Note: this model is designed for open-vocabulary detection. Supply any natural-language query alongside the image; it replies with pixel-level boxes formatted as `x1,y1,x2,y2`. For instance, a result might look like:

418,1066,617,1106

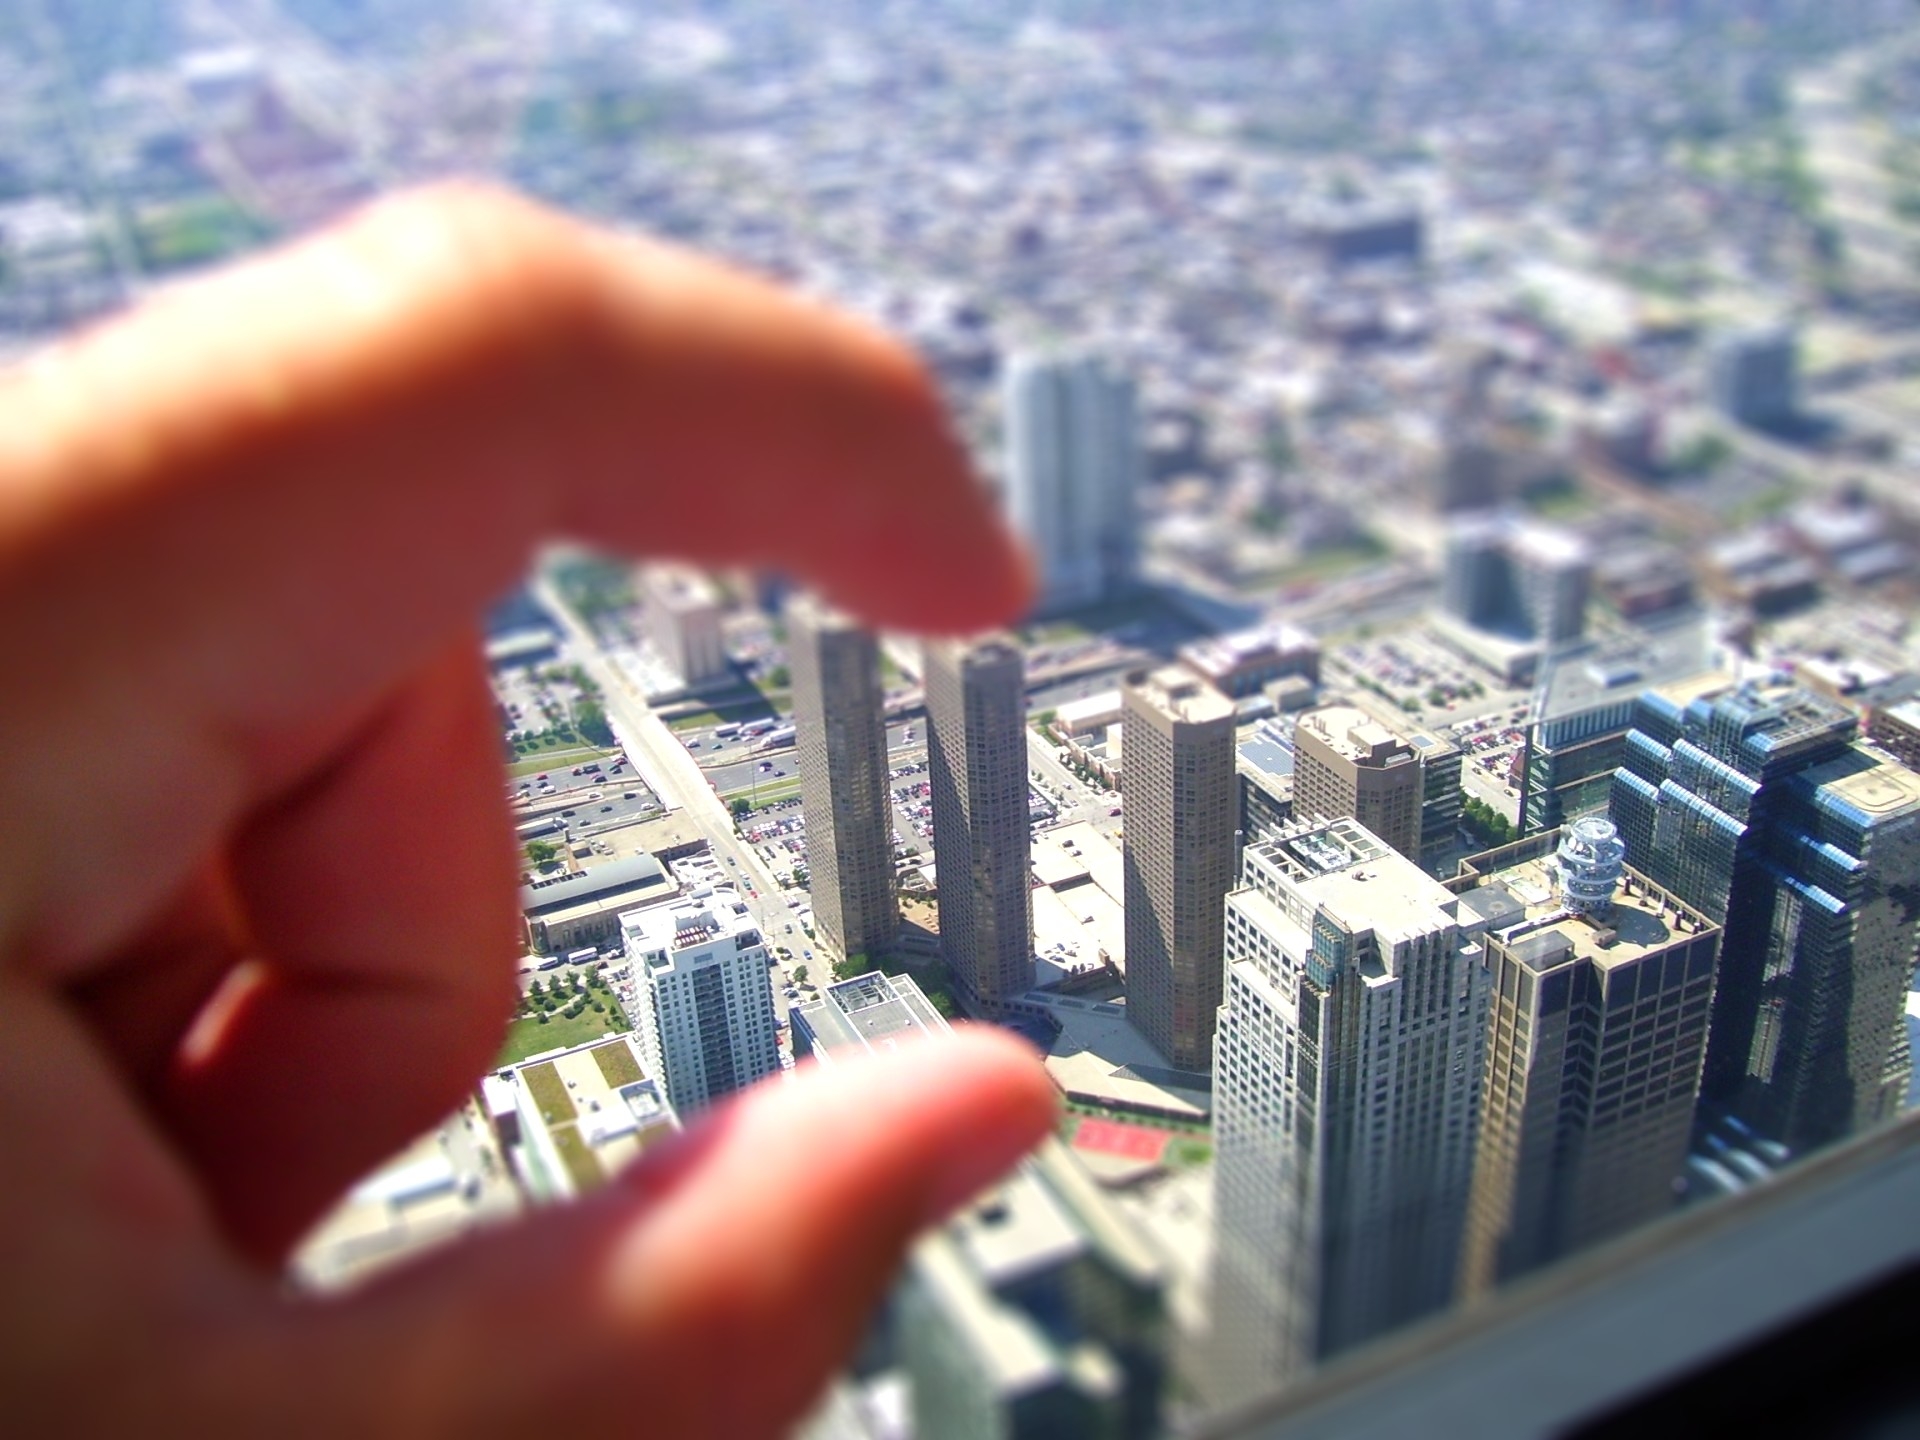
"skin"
0,185,1055,1435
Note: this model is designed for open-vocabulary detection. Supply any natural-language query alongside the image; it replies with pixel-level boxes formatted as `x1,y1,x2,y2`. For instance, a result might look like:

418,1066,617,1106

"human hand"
0,186,1054,1435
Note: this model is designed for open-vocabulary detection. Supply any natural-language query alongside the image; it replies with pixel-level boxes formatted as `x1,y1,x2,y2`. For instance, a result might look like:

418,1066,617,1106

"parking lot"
1324,629,1527,727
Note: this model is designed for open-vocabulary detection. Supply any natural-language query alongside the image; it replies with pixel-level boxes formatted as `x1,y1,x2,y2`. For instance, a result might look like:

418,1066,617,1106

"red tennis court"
1073,1118,1172,1163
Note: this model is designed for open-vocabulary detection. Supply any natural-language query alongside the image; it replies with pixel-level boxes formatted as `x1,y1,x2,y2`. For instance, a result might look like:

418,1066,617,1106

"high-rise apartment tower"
1004,353,1142,616
622,900,779,1119
1121,665,1237,1072
1291,704,1422,862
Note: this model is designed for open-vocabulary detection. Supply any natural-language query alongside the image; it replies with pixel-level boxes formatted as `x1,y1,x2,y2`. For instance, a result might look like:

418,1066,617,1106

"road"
529,572,814,1038
692,720,926,799
1027,731,1125,841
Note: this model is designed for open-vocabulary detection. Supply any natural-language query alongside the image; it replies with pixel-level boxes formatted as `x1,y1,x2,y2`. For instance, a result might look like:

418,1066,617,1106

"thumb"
293,1027,1056,1438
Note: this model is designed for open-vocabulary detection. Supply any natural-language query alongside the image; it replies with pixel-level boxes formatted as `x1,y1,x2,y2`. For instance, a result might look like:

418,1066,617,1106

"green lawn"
1725,480,1803,529
1060,1098,1211,1137
662,691,777,732
1244,532,1391,590
1167,1137,1215,1169
665,708,729,732
497,1006,631,1067
1522,477,1599,522
135,197,269,272
752,686,793,713
592,1041,645,1088
519,1060,576,1125
550,1126,605,1193
724,775,804,808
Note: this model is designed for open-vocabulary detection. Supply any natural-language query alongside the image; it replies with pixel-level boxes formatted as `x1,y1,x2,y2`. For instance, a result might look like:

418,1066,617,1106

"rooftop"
1126,663,1237,726
1708,684,1857,763
645,564,721,611
795,970,949,1059
1241,818,1461,953
505,1036,679,1197
522,852,673,918
913,1140,1163,1392
1534,617,1712,726
1055,688,1124,733
623,899,762,959
1180,621,1319,679
1296,704,1415,768
955,1162,1090,1290
1803,745,1920,824
1452,851,1715,976
1239,716,1297,781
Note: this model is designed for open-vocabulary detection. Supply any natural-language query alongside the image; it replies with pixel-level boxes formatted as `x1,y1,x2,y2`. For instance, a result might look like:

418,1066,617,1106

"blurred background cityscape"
12,2,1920,1436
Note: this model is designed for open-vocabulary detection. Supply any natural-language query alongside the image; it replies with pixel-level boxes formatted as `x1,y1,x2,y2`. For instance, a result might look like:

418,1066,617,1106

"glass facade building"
1610,683,1920,1153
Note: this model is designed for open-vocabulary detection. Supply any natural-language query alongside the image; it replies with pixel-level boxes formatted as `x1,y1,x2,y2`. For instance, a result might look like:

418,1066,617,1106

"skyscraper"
1708,325,1798,430
1207,819,1490,1406
1121,665,1237,1073
1004,352,1142,616
1440,512,1591,649
1291,704,1422,862
640,564,729,688
788,595,898,967
925,636,1033,1014
1516,622,1714,838
1450,821,1721,1296
1611,681,1920,1152
621,899,779,1118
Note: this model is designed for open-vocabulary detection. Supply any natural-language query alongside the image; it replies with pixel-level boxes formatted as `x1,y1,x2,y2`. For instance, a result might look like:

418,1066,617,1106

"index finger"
0,184,1029,971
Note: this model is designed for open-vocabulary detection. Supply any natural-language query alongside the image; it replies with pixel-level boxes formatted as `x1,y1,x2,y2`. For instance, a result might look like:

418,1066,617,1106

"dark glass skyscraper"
1610,682,1920,1153
924,636,1033,1015
788,596,898,968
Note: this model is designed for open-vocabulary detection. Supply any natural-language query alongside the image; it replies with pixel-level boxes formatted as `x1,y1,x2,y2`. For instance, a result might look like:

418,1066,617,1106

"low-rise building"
522,851,679,956
1517,624,1716,837
791,969,950,1063
1236,717,1296,845
1179,622,1321,699
900,1139,1168,1440
495,1035,680,1202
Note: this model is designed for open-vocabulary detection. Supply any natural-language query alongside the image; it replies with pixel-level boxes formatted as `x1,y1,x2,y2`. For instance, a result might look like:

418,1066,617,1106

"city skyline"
9,2,1920,1433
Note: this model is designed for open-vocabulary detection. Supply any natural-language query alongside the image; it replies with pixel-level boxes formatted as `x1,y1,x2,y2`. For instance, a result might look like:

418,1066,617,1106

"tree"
766,664,791,689
792,965,809,986
731,797,753,817
575,699,615,748
526,838,560,867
